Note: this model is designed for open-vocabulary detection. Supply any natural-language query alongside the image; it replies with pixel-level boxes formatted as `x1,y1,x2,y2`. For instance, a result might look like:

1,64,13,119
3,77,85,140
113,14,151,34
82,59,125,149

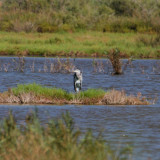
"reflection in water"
0,57,160,160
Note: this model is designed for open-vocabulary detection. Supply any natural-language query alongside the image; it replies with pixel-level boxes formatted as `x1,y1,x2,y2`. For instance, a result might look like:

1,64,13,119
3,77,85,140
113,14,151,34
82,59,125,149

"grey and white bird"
73,69,82,93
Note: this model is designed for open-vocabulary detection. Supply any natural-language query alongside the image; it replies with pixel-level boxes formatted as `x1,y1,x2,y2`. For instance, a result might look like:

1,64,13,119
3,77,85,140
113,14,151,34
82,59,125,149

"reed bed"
0,57,75,73
0,55,157,75
0,83,149,105
0,111,132,160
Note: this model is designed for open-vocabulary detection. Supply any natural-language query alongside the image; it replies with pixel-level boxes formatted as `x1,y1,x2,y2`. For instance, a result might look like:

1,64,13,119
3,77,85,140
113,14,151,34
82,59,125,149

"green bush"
0,0,160,33
37,23,58,33
110,0,135,16
0,20,13,31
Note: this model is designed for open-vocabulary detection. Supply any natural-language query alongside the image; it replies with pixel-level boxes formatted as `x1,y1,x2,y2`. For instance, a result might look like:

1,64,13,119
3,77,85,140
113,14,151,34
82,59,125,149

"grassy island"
0,83,149,105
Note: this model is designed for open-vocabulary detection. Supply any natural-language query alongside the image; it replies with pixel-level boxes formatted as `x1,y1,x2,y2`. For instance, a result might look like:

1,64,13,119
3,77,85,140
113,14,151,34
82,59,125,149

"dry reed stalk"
102,89,149,105
30,60,35,72
0,92,20,103
3,63,10,72
19,92,35,104
70,97,82,104
50,63,55,73
92,59,105,73
12,56,25,72
53,58,75,73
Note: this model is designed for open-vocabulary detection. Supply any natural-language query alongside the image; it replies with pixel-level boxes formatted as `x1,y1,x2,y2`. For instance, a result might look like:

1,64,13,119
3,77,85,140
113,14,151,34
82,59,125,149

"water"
0,57,160,160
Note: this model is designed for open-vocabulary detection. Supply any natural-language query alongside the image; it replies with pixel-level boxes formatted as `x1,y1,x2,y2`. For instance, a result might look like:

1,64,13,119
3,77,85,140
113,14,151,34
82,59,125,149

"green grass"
79,89,106,99
0,111,132,160
12,83,105,101
0,31,159,58
12,83,72,100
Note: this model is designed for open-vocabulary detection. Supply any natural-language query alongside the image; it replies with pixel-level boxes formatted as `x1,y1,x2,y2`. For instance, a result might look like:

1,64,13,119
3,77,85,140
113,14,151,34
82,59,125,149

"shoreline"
0,53,159,59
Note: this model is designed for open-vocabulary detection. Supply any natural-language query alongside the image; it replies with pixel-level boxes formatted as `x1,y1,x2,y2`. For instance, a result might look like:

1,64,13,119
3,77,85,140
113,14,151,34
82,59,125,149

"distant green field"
0,31,159,58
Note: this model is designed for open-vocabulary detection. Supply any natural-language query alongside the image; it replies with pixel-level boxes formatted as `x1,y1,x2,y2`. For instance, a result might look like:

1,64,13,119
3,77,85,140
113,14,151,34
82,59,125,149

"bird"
73,69,82,93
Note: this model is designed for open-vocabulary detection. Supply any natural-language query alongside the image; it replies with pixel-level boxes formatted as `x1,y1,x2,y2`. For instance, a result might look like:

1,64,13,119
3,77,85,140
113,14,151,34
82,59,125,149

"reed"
101,90,149,105
0,111,132,160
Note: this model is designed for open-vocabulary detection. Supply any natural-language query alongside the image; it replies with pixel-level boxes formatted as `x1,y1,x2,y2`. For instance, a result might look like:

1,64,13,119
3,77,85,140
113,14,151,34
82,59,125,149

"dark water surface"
0,57,160,160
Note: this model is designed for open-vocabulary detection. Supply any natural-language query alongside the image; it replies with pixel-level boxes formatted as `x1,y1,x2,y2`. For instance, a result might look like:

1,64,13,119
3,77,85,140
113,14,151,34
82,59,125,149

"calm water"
0,57,160,160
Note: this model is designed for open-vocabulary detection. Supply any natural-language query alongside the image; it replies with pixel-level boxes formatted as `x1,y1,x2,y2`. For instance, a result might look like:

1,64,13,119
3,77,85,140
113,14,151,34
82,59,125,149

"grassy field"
0,83,149,105
0,31,160,58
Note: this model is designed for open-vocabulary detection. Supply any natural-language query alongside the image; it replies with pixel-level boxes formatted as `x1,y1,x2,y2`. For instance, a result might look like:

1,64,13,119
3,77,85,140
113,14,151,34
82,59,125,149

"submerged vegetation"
0,83,149,105
0,111,132,160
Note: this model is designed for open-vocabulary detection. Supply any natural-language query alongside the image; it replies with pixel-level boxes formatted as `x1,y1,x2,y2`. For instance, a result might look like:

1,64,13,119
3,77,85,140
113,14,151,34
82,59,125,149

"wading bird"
73,69,82,93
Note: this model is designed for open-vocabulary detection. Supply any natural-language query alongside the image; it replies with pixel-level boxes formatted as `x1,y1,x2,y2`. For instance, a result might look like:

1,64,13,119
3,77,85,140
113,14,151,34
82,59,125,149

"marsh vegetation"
0,32,159,58
0,0,160,33
0,111,132,160
0,83,149,105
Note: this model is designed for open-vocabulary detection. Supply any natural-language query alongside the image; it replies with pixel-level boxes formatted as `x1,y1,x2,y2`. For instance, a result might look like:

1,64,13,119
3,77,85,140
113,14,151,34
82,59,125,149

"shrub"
106,49,122,75
110,0,135,16
0,20,13,31
37,23,58,33
0,111,132,160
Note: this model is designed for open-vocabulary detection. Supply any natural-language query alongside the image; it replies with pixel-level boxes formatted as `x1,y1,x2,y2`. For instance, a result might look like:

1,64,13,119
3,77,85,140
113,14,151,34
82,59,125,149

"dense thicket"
0,0,160,33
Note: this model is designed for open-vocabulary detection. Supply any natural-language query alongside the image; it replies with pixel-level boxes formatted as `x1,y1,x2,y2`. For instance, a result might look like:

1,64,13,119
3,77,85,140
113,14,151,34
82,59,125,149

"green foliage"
37,23,58,33
0,111,132,159
0,21,13,31
0,0,160,33
110,0,135,16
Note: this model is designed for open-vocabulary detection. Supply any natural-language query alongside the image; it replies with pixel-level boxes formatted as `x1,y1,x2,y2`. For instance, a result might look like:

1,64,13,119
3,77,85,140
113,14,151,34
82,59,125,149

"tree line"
0,0,160,33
